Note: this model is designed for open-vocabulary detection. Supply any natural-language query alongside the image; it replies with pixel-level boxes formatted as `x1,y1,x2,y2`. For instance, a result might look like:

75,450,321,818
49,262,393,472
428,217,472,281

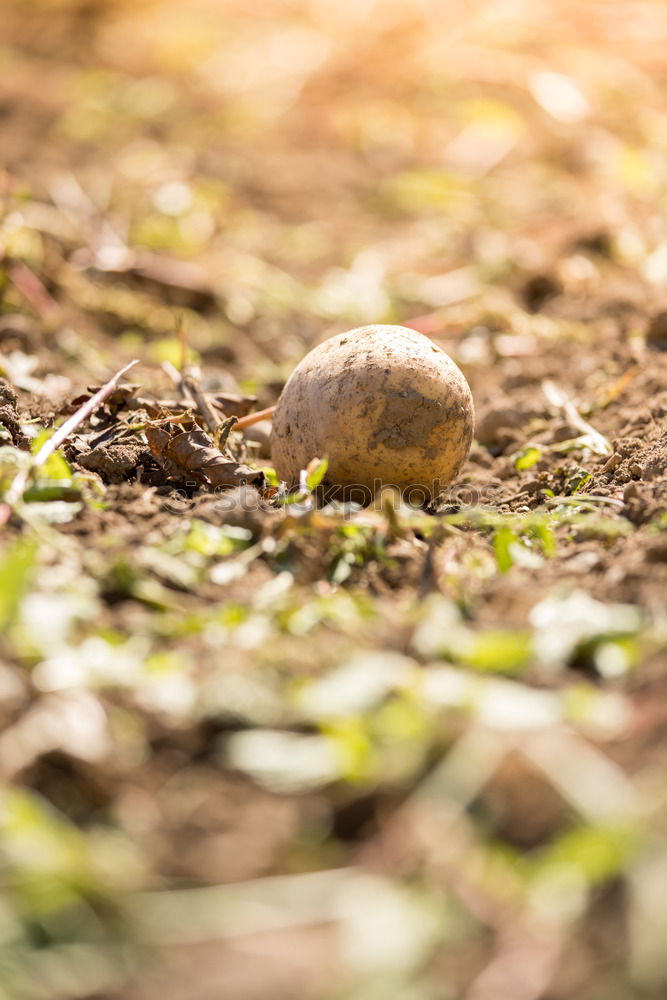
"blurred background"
2,1,667,999
7,0,667,379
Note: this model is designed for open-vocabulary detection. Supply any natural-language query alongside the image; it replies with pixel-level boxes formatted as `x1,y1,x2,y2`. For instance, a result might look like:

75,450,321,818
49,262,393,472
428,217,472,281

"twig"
2,359,138,512
176,317,232,438
234,405,276,430
124,412,193,434
182,373,220,436
597,365,640,409
166,334,234,438
160,351,274,433
161,359,183,388
34,360,139,467
177,315,188,373
545,494,624,508
8,260,60,320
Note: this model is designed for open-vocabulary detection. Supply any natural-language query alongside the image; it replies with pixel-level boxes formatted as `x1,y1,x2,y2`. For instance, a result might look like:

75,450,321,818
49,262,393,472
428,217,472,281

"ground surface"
1,2,667,999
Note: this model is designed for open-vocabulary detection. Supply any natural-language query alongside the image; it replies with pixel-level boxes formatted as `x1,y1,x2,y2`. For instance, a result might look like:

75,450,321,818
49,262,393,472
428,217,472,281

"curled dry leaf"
67,383,144,414
214,392,259,418
145,426,264,490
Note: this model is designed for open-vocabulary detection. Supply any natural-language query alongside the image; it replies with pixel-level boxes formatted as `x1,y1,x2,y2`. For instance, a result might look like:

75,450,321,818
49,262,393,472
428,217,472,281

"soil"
1,2,667,1000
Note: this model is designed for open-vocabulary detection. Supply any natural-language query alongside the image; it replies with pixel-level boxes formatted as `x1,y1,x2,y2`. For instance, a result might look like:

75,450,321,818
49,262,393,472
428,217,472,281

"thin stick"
176,316,223,436
161,353,274,432
8,260,60,320
2,359,138,510
234,405,276,430
545,494,624,508
161,359,183,387
124,411,193,433
182,374,220,436
177,315,188,374
34,360,139,467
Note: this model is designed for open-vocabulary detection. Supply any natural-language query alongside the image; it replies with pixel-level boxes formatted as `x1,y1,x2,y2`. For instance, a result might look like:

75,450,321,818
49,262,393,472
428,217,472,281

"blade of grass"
542,380,612,456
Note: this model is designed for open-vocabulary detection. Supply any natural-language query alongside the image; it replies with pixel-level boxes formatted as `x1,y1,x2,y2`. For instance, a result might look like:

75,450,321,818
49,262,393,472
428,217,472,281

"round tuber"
271,324,474,502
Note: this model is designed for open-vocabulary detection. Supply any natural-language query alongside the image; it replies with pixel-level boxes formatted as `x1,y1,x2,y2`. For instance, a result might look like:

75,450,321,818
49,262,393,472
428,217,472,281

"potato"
271,324,474,502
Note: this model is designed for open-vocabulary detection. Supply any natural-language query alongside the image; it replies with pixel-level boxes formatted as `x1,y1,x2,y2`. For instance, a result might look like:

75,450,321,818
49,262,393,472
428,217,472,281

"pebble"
475,406,522,447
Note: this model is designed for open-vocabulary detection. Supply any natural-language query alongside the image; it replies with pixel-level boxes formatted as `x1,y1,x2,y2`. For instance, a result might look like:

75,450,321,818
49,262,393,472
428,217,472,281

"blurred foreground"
1,1,667,998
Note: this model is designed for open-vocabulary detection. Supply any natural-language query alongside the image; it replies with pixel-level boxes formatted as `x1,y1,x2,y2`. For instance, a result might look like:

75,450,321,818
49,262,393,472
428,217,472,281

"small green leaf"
385,168,466,213
462,630,533,673
514,446,542,471
493,525,516,573
279,490,311,507
0,538,37,632
31,431,73,481
306,456,328,491
42,451,73,481
23,483,81,502
530,519,556,557
536,824,638,885
147,337,200,368
565,468,592,494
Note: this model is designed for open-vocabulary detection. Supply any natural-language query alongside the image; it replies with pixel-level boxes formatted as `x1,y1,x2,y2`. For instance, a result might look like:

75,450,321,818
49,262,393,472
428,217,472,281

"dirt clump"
76,440,148,484
0,380,28,448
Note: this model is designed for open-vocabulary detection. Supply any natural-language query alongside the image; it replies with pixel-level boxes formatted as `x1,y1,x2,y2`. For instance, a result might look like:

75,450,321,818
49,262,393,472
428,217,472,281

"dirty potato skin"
271,325,474,500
